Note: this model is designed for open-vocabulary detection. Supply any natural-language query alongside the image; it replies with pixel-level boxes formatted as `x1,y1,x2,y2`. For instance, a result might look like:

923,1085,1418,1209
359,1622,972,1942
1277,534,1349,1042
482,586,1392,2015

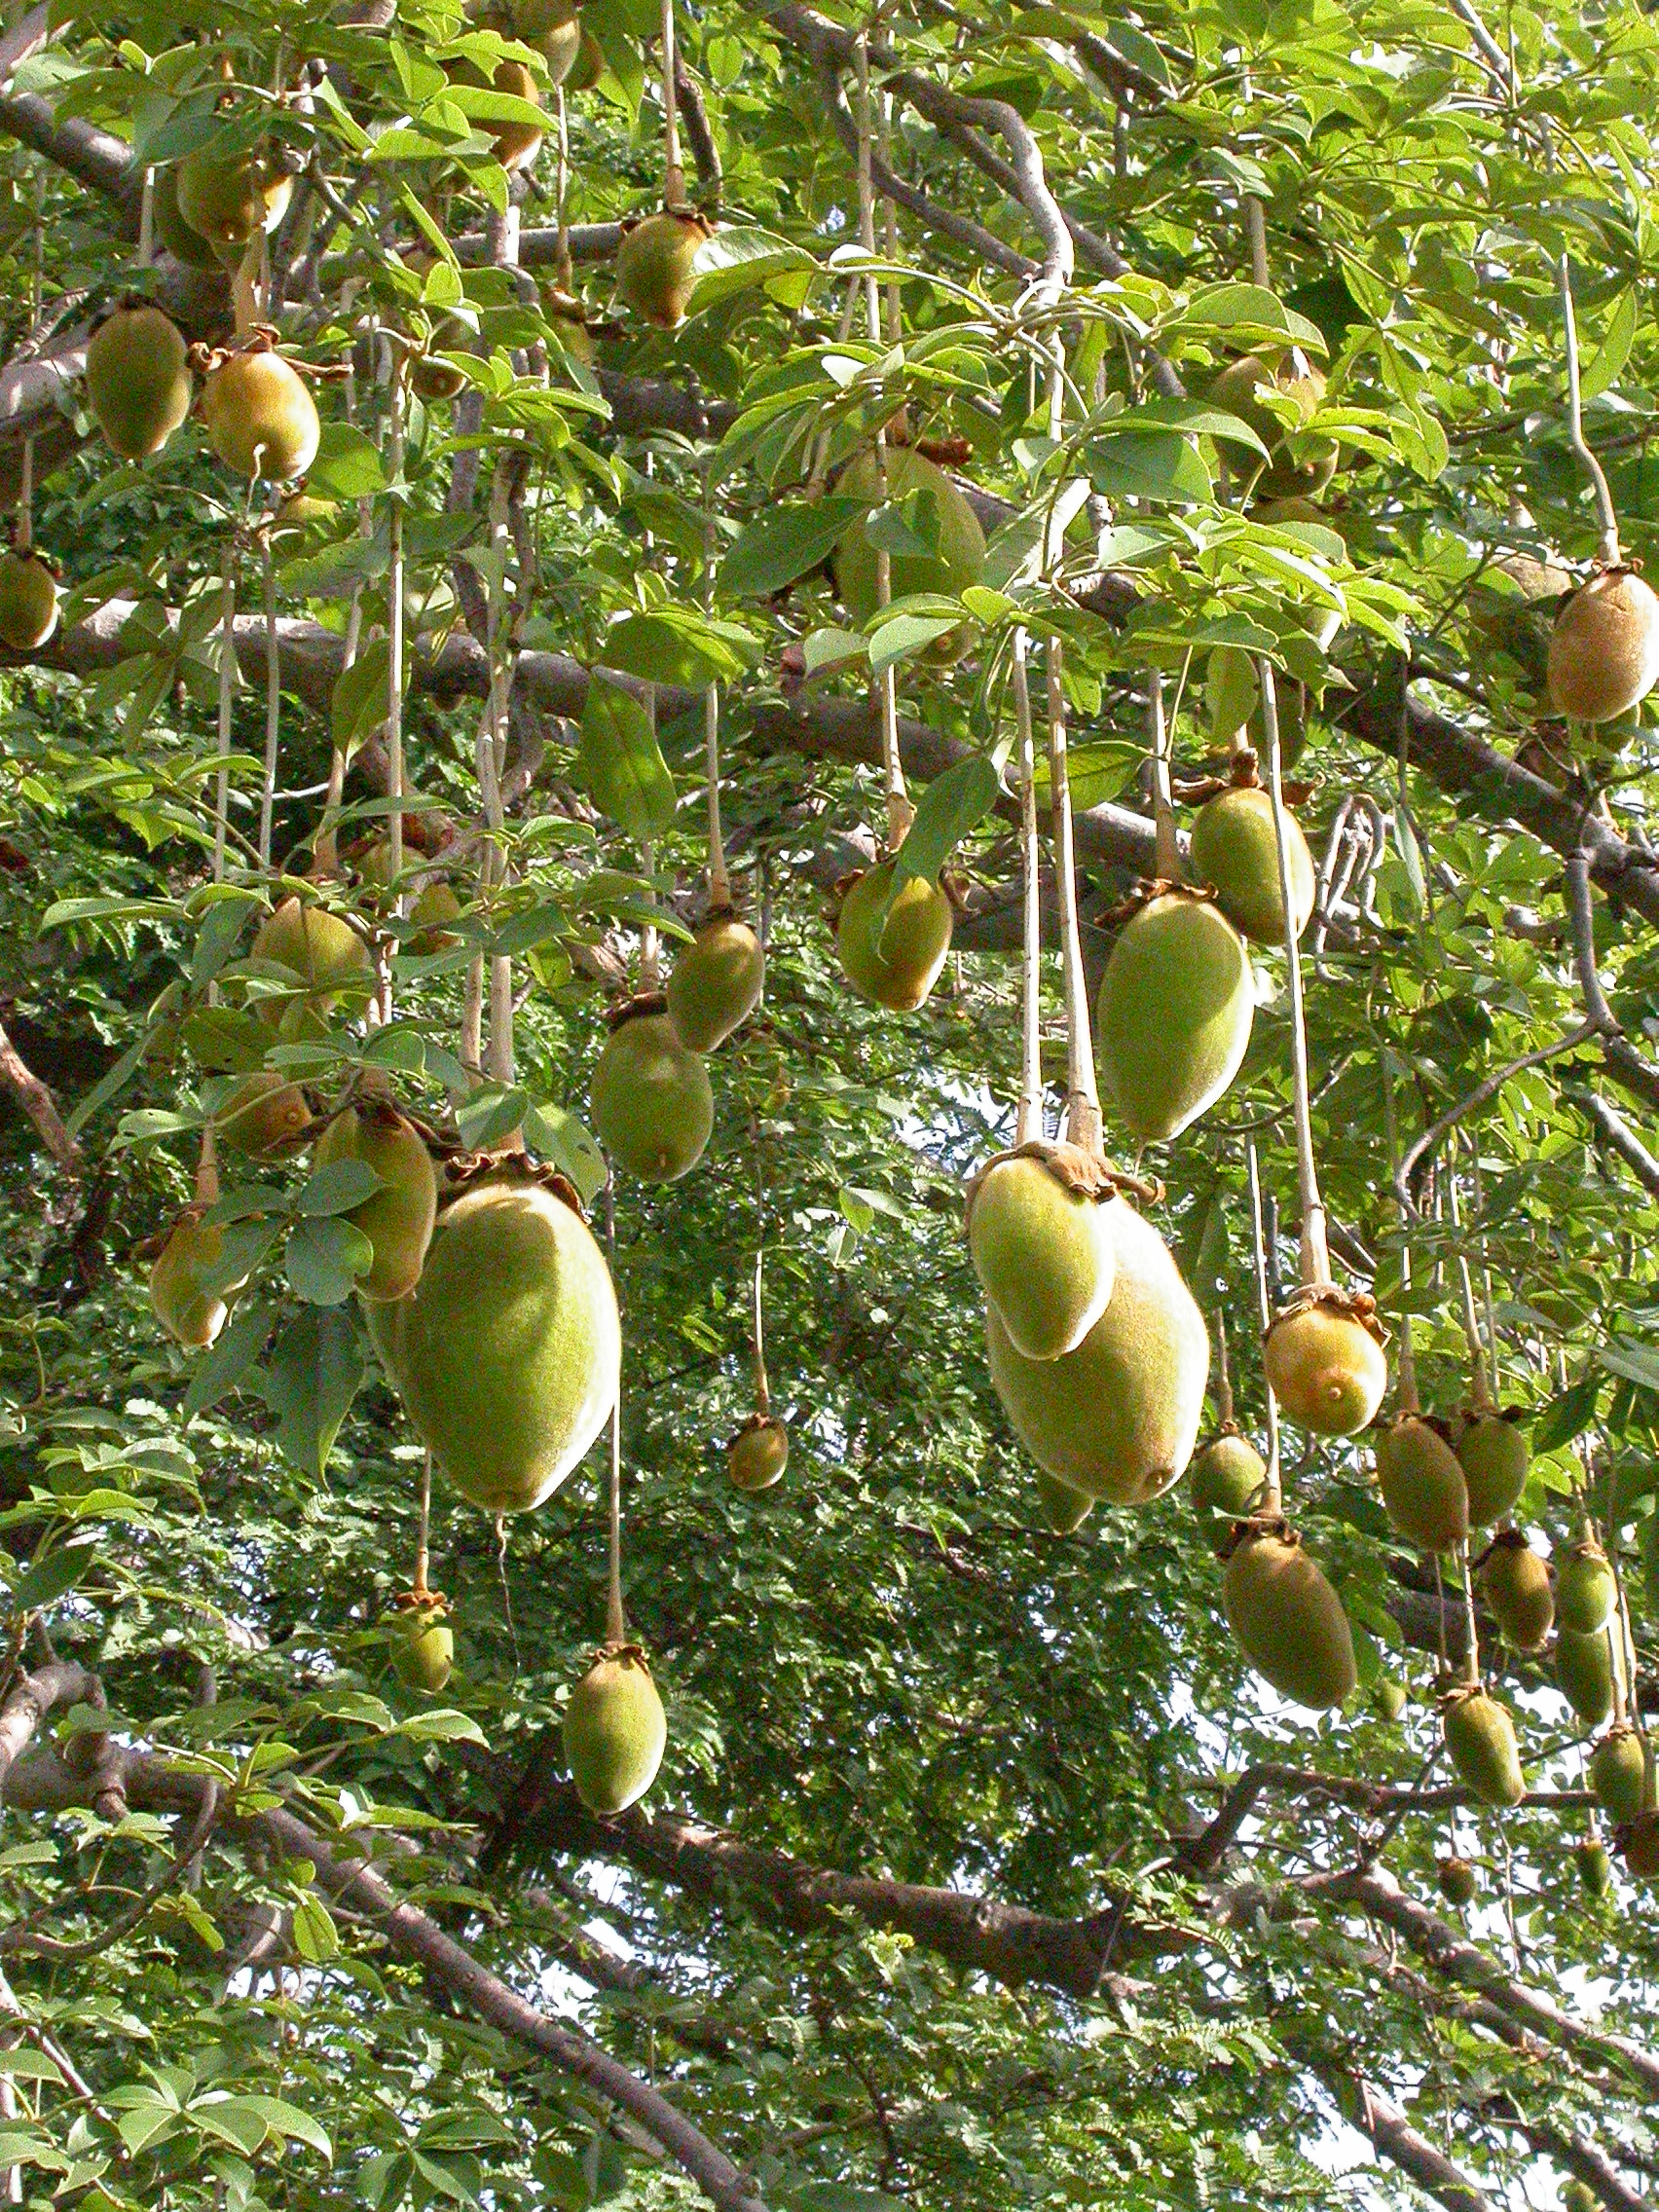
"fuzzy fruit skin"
667,915,764,1051
1564,2187,1599,2212
516,0,580,78
372,1180,621,1514
1375,1415,1469,1552
1096,894,1254,1142
1590,1725,1650,1826
1189,1431,1267,1555
728,1419,789,1493
153,167,221,268
0,553,57,651
564,1649,667,1814
1576,1838,1614,1899
489,61,544,169
1263,1304,1387,1437
986,1200,1207,1505
1442,1689,1526,1808
1437,1855,1477,1906
831,448,986,651
1209,352,1326,454
1621,1812,1659,1880
1371,1677,1408,1722
175,146,292,247
1479,1536,1554,1653
837,865,953,1013
1556,1626,1617,1728
590,1013,713,1183
251,898,372,1033
1547,570,1659,722
1557,1542,1617,1635
150,1218,246,1349
1455,1410,1530,1529
1035,1468,1093,1533
86,306,192,461
407,882,462,954
615,211,706,328
214,1071,312,1159
967,1156,1115,1363
390,1606,453,1695
1222,1529,1356,1711
203,351,320,482
1189,787,1315,945
315,1107,438,1303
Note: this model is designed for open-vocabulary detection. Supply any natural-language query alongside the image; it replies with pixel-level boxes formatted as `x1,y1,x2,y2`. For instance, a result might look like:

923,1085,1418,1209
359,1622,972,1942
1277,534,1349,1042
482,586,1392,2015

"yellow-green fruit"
1035,1468,1093,1533
1253,496,1334,529
1564,2187,1599,2212
667,914,764,1052
1208,352,1326,453
489,60,544,169
967,1153,1115,1363
1557,1626,1617,1728
1557,1539,1616,1635
615,210,706,328
1442,1687,1525,1808
564,1648,667,1814
153,167,221,267
1189,787,1315,946
1547,569,1659,723
567,27,604,89
390,1604,453,1694
985,1199,1207,1505
728,1417,789,1493
214,1071,312,1159
1479,1531,1553,1653
85,306,192,461
1437,1855,1477,1906
1456,1409,1530,1529
1590,1724,1649,1826
407,881,463,954
150,1216,246,1349
1375,1415,1469,1552
250,897,372,1032
175,145,292,248
830,448,987,647
202,350,320,482
315,1105,438,1303
589,1011,713,1183
1095,893,1254,1142
1263,1302,1387,1437
1577,1837,1614,1898
837,864,953,1013
412,350,468,403
0,553,57,651
370,1179,621,1514
1257,440,1339,501
1221,1527,1356,1710
1623,1813,1659,1878
1371,1677,1408,1722
1189,1429,1267,1555
515,0,581,79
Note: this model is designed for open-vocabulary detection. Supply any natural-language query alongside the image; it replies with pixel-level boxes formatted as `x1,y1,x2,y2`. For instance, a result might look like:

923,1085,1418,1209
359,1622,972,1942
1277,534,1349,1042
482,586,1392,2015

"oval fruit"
1577,1837,1614,1898
489,60,544,169
1221,1526,1356,1710
86,305,192,461
1095,893,1254,1142
515,0,581,79
967,1151,1115,1363
1479,1530,1553,1653
1557,1625,1617,1728
615,209,707,328
1441,1686,1525,1807
175,144,291,248
153,166,221,267
214,1071,312,1159
831,446,986,652
564,1647,667,1814
1456,1408,1530,1529
1590,1723,1649,1826
1547,569,1659,723
589,1009,713,1183
728,1416,789,1493
1557,1538,1616,1635
390,1603,453,1695
1620,1812,1659,1880
667,913,764,1052
1371,1677,1408,1722
150,1215,247,1348
1189,1429,1268,1554
1437,1855,1477,1906
315,1104,438,1303
836,863,953,1014
1375,1414,1469,1552
0,553,57,651
1190,786,1315,946
1263,1300,1387,1437
250,897,372,1033
202,350,320,482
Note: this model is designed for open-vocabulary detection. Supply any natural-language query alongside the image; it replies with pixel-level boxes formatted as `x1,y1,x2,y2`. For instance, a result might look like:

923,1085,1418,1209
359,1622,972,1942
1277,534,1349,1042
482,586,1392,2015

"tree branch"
0,1017,78,1171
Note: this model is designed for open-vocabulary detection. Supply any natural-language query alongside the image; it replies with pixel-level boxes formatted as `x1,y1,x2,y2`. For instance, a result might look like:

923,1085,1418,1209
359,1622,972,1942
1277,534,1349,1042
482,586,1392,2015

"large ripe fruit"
1557,1538,1616,1635
150,1215,247,1348
1576,1837,1614,1899
589,1008,713,1183
1547,569,1659,723
1441,1685,1526,1808
1222,1525,1356,1710
1189,1428,1268,1555
153,166,221,268
1590,1723,1650,1826
390,1602,453,1695
1455,1408,1530,1529
250,897,372,1033
985,1199,1207,1504
370,1177,621,1514
1095,892,1254,1142
836,863,953,1013
1620,1812,1659,1880
1375,1414,1469,1552
1556,1626,1616,1729
175,144,291,248
966,1148,1115,1363
1189,786,1315,945
1479,1530,1554,1653
1436,1855,1477,1906
214,1071,312,1159
1035,1468,1093,1533
728,1415,789,1493
1263,1298,1387,1436
667,913,764,1051
488,60,544,169
831,447,987,649
202,350,320,482
86,306,192,461
564,1647,667,1815
0,552,57,651
615,209,708,328
315,1104,438,1303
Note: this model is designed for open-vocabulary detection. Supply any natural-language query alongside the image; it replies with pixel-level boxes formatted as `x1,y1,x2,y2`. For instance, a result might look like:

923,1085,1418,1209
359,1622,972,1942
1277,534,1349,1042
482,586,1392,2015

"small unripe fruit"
727,1415,789,1493
1556,1625,1617,1729
1479,1530,1553,1653
1096,892,1254,1142
1208,352,1326,454
0,553,57,651
667,913,764,1052
1456,1408,1530,1529
966,1148,1115,1363
1590,1724,1650,1827
1189,786,1315,945
831,447,986,659
1576,1837,1614,1899
86,305,192,461
1222,1525,1356,1711
1189,1429,1268,1555
1436,1854,1477,1906
214,1071,312,1159
202,349,320,482
1263,1298,1387,1437
1371,1677,1408,1722
564,1647,667,1814
589,1007,713,1183
489,60,544,169
1547,569,1659,723
1565,2186,1599,2212
615,209,708,328
150,1214,247,1348
1557,1538,1616,1635
389,1602,453,1694
836,864,953,1013
1620,1811,1659,1880
315,1104,438,1303
153,167,221,268
175,144,292,248
567,27,604,90
1375,1414,1469,1552
515,0,581,80
1035,1468,1093,1533
1441,1685,1525,1808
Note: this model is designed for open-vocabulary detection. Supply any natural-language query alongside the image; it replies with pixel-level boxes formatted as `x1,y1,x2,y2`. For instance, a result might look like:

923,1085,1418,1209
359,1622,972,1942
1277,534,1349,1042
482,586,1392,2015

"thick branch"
0,1017,78,1170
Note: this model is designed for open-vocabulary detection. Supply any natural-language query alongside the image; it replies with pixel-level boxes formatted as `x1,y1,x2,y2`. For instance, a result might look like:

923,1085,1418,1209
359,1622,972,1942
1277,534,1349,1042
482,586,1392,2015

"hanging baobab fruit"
1375,1413,1469,1553
835,863,954,1013
487,61,545,169
1208,350,1337,501
1441,1682,1526,1807
668,910,764,1051
149,1211,247,1349
1456,1405,1530,1529
564,1646,667,1815
1547,570,1659,723
1478,1530,1554,1653
1220,1522,1357,1711
213,1071,313,1159
1621,1813,1659,1880
1557,1536,1617,1634
314,1101,439,1302
830,446,987,657
1371,1677,1408,1722
1589,1725,1649,1826
390,1595,454,1695
1557,1625,1617,1729
1576,1837,1614,1898
1190,1428,1268,1555
174,140,292,253
727,1415,788,1493
1264,1288,1388,1436
1436,1854,1477,1906
1095,888,1254,1143
250,896,373,1034
201,339,321,482
0,547,58,651
85,303,193,461
966,1145,1117,1364
615,209,711,328
152,166,220,267
589,998,713,1182
514,0,582,79
1189,771,1315,946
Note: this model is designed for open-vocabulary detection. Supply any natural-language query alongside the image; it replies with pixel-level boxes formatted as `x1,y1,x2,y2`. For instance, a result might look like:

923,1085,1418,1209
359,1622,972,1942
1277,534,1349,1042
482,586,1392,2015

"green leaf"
304,423,387,502
1086,429,1211,504
181,1302,276,1420
237,2095,332,2161
397,1708,488,1745
888,754,1000,903
332,637,392,757
577,676,676,843
1599,1340,1659,1394
1582,290,1637,402
290,1897,340,1963
297,1158,382,1217
11,1542,94,1615
260,1309,365,1478
286,1216,375,1305
721,498,863,600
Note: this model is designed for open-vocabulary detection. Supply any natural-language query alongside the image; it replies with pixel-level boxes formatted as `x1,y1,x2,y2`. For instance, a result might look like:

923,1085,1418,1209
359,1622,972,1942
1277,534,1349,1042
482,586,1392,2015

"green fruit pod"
1095,890,1254,1142
589,1000,713,1183
1441,1684,1526,1808
986,1198,1207,1506
564,1645,667,1815
1576,1837,1614,1899
836,863,954,1014
831,446,986,659
1556,1538,1616,1635
175,143,292,247
370,1174,621,1515
614,207,710,328
249,896,372,1034
1189,1428,1268,1555
315,1101,439,1303
1208,350,1326,455
202,345,320,482
1556,1625,1617,1729
1619,1810,1659,1880
1370,1677,1408,1723
1375,1413,1469,1552
213,1071,312,1159
149,1212,248,1349
1263,1291,1388,1437
152,166,221,267
1478,1530,1554,1653
389,1600,454,1695
1221,1523,1356,1711
1188,784,1315,945
965,1143,1116,1364
1436,1855,1477,1906
0,551,58,651
85,304,193,461
727,1414,789,1493
515,0,581,80
1590,1723,1650,1827
1455,1407,1530,1529
666,911,764,1052
1034,1468,1093,1532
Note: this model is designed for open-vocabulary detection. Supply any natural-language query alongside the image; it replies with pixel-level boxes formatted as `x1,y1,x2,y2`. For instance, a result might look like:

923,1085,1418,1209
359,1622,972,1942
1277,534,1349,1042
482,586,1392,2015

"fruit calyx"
133,1199,210,1268
1472,1524,1532,1569
963,1138,1159,1226
1099,874,1223,933
189,326,321,382
621,203,713,242
440,1148,589,1220
392,1584,448,1618
604,987,671,1035
1265,1280,1388,1351
1217,1512,1297,1566
1437,1676,1493,1721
